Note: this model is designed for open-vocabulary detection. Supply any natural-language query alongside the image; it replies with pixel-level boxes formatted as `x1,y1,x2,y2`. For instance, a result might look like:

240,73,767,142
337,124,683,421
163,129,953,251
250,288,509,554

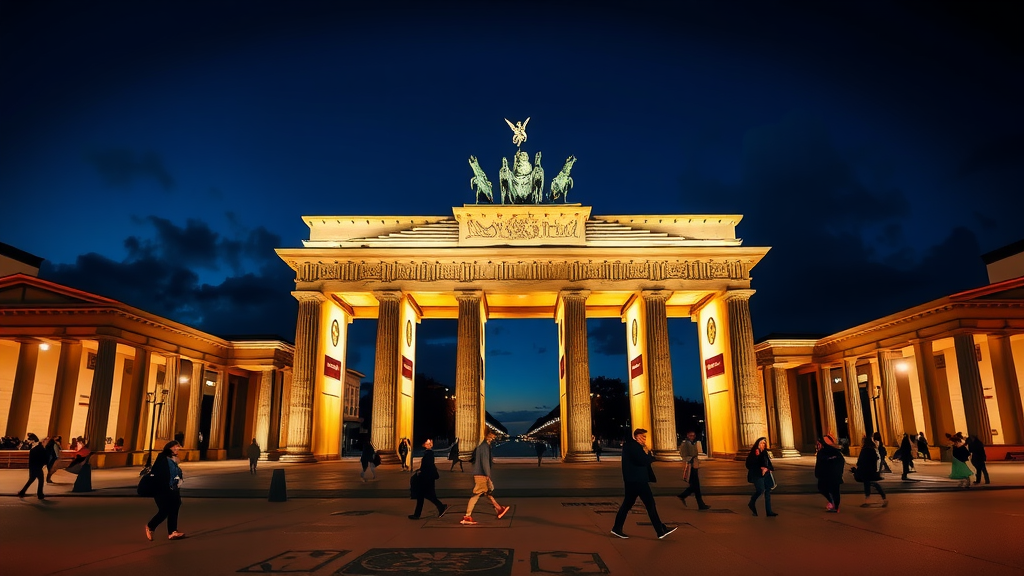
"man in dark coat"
898,433,916,480
246,438,261,475
968,435,989,484
610,428,676,540
18,433,49,500
814,434,845,512
409,439,449,519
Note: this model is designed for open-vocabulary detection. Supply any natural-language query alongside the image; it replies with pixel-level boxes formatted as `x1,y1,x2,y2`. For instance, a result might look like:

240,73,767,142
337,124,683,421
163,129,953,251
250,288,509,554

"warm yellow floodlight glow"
39,343,50,351
895,361,908,373
179,375,189,383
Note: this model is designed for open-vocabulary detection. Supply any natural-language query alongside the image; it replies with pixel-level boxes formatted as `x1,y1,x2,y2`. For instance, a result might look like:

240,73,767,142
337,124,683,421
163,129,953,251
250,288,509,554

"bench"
0,450,75,469
1006,452,1024,461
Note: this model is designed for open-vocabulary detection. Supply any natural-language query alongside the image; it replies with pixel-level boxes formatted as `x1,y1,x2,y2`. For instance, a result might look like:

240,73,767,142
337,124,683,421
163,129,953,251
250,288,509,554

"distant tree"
590,376,630,444
674,396,706,448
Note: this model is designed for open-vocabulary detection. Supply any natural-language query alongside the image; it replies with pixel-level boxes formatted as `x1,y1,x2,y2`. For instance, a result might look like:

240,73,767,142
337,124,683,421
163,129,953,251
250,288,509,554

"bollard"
269,468,287,502
72,463,93,493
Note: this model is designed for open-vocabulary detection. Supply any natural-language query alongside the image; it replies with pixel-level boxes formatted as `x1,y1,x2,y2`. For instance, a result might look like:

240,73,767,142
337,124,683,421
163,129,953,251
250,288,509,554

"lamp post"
142,388,169,474
870,385,882,442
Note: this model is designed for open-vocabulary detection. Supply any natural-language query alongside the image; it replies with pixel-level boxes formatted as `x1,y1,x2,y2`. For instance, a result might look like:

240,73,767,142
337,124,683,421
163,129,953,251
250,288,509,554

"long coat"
855,445,882,482
620,438,656,484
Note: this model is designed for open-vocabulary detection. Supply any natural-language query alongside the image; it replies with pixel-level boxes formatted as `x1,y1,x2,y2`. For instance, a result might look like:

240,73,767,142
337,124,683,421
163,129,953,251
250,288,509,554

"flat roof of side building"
0,241,45,268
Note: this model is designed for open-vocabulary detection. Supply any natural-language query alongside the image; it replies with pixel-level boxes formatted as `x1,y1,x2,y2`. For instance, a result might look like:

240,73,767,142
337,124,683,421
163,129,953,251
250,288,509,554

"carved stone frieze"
294,258,752,283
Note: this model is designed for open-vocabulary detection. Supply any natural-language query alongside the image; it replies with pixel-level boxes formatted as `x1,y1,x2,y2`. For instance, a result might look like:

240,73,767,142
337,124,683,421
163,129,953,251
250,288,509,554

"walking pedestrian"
815,434,845,512
917,432,932,460
968,435,989,484
676,430,710,510
610,428,677,539
145,440,186,541
360,438,377,482
45,435,62,483
448,438,464,472
461,430,510,525
591,435,603,462
408,439,450,520
746,437,777,517
855,436,887,507
872,432,892,474
898,432,915,479
246,438,261,475
399,437,411,472
946,433,973,488
534,440,546,467
17,433,48,500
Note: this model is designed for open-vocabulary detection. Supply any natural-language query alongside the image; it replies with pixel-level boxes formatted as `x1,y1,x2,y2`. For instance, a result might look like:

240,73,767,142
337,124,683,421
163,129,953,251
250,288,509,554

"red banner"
559,355,565,379
402,356,414,379
705,353,725,378
324,355,342,380
629,354,644,379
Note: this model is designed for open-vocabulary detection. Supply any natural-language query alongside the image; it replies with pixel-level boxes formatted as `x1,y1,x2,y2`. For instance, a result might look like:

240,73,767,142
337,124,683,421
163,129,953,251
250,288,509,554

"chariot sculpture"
468,118,577,204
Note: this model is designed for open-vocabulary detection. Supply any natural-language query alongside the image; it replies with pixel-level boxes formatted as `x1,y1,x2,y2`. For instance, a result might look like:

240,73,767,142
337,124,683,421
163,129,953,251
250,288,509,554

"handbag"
764,471,777,490
682,462,692,483
137,473,158,497
409,470,422,499
373,452,382,467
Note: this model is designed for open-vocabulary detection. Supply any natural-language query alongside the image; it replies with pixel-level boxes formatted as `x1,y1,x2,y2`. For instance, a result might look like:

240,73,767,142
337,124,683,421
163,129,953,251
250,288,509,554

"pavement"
2,455,1023,575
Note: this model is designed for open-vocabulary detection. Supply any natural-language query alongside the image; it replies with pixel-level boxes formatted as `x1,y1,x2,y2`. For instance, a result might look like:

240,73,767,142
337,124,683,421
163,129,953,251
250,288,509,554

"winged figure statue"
504,117,530,148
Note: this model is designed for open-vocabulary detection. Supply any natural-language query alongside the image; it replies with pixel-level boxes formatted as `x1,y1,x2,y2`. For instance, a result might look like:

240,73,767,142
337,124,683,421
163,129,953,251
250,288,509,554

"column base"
774,448,802,458
279,451,318,463
653,450,682,462
562,451,597,463
377,452,403,465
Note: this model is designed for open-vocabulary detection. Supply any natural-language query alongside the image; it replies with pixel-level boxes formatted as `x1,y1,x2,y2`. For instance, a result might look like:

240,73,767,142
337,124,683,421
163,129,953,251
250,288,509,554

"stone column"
561,290,595,462
280,292,325,463
118,347,149,453
723,290,768,451
762,368,779,449
454,291,484,461
5,340,40,437
210,369,226,451
954,334,992,444
254,369,274,458
371,290,402,463
771,366,800,457
642,290,681,460
83,339,118,451
48,341,83,442
818,365,837,437
843,358,865,447
988,335,1023,444
877,350,904,445
184,360,204,449
911,340,945,443
157,356,179,441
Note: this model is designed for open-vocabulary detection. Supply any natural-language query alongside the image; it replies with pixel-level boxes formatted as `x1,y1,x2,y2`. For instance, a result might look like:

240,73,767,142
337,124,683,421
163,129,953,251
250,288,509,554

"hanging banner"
559,355,565,379
629,354,644,379
705,353,725,378
324,355,342,380
402,356,414,379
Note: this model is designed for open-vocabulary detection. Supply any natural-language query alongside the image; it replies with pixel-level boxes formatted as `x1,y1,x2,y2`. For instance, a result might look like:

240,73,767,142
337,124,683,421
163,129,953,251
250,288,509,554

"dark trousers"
614,481,665,535
974,461,989,483
412,481,445,517
19,466,45,498
148,491,182,535
901,459,914,479
249,458,257,474
880,458,892,473
863,481,886,498
750,475,774,514
450,459,462,471
818,480,841,508
679,467,706,506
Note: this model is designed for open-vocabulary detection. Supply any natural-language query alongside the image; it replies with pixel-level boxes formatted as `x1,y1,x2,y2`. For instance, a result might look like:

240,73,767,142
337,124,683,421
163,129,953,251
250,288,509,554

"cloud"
587,319,626,357
40,215,297,339
84,148,175,190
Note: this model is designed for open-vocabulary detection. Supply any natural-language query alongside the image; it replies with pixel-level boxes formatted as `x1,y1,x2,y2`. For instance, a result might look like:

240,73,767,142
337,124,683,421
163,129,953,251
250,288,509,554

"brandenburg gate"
274,120,771,462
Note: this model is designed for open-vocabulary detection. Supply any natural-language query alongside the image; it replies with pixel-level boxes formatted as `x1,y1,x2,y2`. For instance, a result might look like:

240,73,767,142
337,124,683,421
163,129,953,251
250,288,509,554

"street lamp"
141,388,169,474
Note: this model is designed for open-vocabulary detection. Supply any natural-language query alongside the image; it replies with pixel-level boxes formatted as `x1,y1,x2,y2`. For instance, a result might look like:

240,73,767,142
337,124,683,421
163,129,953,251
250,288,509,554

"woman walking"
745,437,777,517
145,440,186,541
408,439,450,519
872,432,892,474
448,439,463,472
398,438,411,472
946,433,973,488
45,435,63,483
815,434,845,512
360,438,378,482
898,432,915,480
968,435,989,484
856,437,887,506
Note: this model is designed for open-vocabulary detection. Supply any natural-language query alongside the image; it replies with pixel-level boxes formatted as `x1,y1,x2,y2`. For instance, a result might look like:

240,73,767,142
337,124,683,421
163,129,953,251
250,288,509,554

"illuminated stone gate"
275,204,771,461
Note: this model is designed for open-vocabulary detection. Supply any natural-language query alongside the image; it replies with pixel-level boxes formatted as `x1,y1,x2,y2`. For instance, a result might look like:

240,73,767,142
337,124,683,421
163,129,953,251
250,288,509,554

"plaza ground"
2,456,1023,575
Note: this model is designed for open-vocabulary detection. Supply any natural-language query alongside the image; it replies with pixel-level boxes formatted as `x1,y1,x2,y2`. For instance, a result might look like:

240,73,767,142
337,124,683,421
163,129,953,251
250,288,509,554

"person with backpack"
815,434,845,512
855,436,887,507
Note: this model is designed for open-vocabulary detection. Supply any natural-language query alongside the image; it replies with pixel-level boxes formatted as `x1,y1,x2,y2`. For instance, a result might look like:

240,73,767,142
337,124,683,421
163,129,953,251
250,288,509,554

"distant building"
0,241,43,278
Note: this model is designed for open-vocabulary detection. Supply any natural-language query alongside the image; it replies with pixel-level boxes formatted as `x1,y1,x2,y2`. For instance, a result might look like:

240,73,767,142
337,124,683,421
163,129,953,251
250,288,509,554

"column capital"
640,289,672,301
721,289,756,302
453,289,484,302
558,289,591,301
292,290,328,303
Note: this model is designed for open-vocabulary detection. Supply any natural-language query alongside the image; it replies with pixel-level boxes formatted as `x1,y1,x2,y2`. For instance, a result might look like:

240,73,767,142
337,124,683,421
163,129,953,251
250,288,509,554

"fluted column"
988,335,1023,444
723,290,768,452
877,351,904,445
843,358,865,447
118,347,149,453
641,290,680,460
5,340,40,437
818,365,837,437
561,290,595,462
83,339,118,451
184,360,204,449
48,341,83,442
371,290,402,462
280,292,325,462
157,356,179,441
454,291,484,461
954,334,992,444
771,366,800,456
254,369,274,458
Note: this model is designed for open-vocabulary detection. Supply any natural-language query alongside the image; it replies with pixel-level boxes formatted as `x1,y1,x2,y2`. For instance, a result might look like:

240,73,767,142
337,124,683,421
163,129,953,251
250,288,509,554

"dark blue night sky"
2,2,1021,433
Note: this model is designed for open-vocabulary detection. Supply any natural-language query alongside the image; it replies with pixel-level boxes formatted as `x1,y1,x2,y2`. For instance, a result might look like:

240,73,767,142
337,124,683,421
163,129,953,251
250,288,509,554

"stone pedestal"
281,292,324,463
561,290,595,462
